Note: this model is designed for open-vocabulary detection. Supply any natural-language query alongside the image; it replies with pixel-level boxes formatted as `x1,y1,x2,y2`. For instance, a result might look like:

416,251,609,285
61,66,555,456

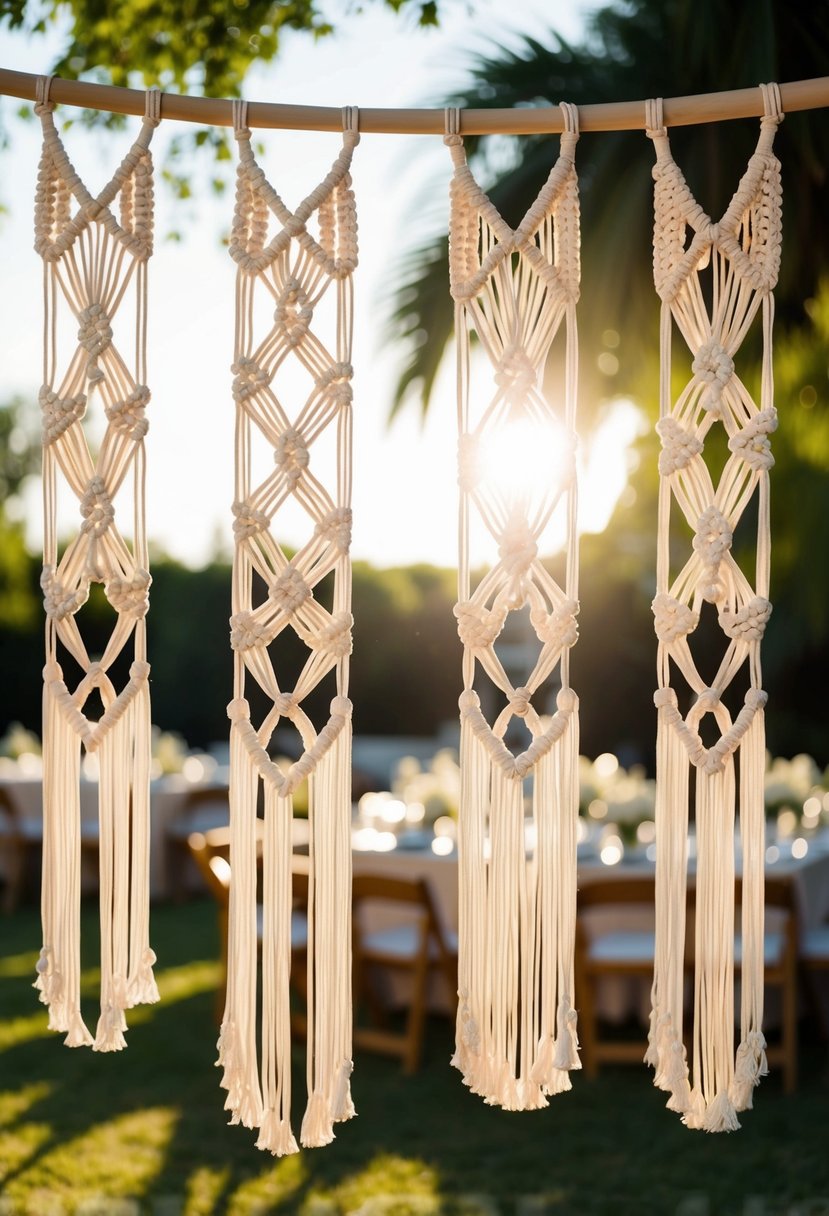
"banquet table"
353,835,829,938
351,833,829,1020
0,769,230,900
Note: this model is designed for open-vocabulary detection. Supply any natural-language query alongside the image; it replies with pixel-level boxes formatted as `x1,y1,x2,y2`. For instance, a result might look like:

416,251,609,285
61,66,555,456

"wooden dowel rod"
0,68,827,134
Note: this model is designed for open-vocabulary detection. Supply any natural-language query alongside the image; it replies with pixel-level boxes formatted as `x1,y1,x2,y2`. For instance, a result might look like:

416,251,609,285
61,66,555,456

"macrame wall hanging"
33,77,161,1050
217,102,360,1156
644,85,783,1132
444,104,582,1110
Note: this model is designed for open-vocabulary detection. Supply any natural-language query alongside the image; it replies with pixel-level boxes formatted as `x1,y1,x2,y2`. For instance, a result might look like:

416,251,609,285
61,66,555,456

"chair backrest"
188,826,310,906
351,871,454,964
187,830,231,905
577,876,657,911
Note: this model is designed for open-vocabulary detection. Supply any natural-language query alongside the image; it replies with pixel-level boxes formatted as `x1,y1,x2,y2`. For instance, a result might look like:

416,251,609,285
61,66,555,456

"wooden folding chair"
187,825,308,1027
800,920,829,1039
755,876,799,1093
351,872,458,1075
166,786,231,900
575,874,800,1092
575,876,659,1077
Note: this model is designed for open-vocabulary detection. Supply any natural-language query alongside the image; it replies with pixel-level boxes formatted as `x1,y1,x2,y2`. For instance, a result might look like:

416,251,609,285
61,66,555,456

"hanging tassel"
219,704,263,1130
257,785,299,1157
550,689,580,1086
648,691,690,1102
730,699,769,1111
687,761,737,1130
300,697,355,1148
452,694,488,1092
38,667,93,1046
127,675,159,1007
94,713,131,1053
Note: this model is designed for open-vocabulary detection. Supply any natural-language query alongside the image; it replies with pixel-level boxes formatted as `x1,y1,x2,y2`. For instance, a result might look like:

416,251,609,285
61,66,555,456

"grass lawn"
1,899,828,1215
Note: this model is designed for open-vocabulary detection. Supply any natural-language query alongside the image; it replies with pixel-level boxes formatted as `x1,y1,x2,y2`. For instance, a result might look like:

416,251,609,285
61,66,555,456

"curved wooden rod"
0,68,827,135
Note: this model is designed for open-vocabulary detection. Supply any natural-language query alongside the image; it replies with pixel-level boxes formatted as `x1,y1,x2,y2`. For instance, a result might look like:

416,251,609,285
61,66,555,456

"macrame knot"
317,361,353,390
494,346,537,398
692,340,734,414
274,277,313,347
509,686,532,718
39,384,86,444
457,433,480,493
322,377,352,409
459,689,480,714
330,694,352,719
227,697,250,722
274,692,295,718
80,476,114,539
652,592,699,643
106,568,151,618
695,687,720,713
531,598,579,649
42,659,62,683
77,303,113,383
498,517,538,604
653,686,677,710
274,427,309,484
454,600,505,650
556,686,578,714
719,595,772,641
232,499,270,539
656,417,703,475
41,566,88,621
314,507,352,553
231,356,270,402
105,385,150,440
314,611,353,658
269,566,310,614
129,659,151,682
693,506,732,602
728,407,778,471
229,611,268,652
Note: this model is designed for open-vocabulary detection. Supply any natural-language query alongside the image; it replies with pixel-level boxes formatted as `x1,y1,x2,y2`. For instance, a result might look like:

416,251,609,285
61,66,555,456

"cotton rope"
216,101,359,1155
444,103,582,1109
644,85,783,1132
32,76,160,1049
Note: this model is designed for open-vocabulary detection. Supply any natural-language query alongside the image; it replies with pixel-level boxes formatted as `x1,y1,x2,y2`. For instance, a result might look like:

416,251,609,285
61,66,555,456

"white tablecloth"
0,773,229,898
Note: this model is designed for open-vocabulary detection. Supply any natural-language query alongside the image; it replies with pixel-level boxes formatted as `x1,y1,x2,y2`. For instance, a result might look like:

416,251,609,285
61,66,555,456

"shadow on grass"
1,901,829,1215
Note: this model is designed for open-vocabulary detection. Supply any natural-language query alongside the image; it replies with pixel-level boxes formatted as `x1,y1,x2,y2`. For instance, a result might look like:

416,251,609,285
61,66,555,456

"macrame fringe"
38,664,157,1051
258,784,298,1155
36,676,92,1046
730,706,768,1112
126,679,159,1008
452,693,580,1110
301,702,355,1147
646,697,690,1109
685,762,737,1130
219,720,263,1130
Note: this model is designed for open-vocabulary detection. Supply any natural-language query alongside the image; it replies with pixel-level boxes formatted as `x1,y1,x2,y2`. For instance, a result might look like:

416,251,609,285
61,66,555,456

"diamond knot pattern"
645,95,783,1131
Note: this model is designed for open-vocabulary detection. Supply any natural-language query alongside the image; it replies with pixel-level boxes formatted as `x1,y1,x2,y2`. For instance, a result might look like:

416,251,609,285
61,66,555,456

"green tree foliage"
391,0,829,417
0,555,461,749
0,0,439,99
386,0,829,765
0,396,39,627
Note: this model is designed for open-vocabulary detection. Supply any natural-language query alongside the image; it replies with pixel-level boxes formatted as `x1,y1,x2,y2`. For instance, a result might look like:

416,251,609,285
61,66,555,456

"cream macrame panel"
444,105,582,1110
644,85,783,1132
217,102,359,1156
33,78,161,1050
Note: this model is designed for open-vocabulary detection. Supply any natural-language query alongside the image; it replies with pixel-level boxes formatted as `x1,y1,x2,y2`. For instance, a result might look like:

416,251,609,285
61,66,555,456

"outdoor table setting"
347,748,829,1024
0,726,230,902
